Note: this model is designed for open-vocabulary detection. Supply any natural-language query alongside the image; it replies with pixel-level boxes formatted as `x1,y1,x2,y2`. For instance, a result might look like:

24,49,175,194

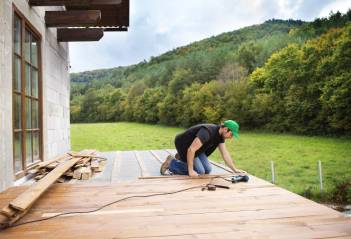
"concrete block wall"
43,36,70,159
0,0,70,192
0,0,14,191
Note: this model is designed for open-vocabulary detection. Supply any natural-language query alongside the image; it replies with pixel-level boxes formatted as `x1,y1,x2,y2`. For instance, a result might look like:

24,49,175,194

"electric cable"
7,184,206,229
5,175,237,230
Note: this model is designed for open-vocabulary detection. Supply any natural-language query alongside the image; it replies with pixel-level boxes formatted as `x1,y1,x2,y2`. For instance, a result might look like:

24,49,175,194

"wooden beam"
57,28,104,42
90,0,122,5
9,150,96,211
30,0,90,7
103,27,128,31
29,0,122,7
45,10,101,28
66,0,129,27
97,3,129,27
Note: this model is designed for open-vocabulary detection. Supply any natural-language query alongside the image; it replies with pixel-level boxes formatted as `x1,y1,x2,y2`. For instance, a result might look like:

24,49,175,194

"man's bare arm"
187,137,203,177
218,143,246,174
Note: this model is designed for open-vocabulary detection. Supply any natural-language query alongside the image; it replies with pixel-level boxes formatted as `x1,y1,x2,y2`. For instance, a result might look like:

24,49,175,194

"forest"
70,11,351,136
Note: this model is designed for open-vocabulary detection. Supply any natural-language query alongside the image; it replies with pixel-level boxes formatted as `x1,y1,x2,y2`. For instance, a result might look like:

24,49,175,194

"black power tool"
231,175,249,183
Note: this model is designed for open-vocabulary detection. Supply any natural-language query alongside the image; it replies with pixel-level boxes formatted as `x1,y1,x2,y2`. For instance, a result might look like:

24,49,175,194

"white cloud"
319,0,351,17
69,0,351,73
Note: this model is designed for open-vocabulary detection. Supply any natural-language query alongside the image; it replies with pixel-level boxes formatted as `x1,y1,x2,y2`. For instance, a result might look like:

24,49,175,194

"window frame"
12,5,43,179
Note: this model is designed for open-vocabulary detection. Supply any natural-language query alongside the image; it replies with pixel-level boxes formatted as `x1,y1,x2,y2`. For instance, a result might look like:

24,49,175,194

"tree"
222,78,251,127
217,62,248,83
168,68,193,96
238,42,262,73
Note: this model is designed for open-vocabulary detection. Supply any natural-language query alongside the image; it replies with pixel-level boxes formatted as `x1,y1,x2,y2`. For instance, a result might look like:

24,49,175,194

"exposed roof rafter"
29,0,122,7
45,10,101,28
57,28,104,42
29,0,129,42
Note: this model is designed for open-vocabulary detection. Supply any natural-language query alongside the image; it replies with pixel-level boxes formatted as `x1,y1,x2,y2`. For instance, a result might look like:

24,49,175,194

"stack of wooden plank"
29,151,106,182
71,153,106,180
0,150,100,229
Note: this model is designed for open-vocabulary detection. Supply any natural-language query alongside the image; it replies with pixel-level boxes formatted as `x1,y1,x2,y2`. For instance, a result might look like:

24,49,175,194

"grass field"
71,122,351,203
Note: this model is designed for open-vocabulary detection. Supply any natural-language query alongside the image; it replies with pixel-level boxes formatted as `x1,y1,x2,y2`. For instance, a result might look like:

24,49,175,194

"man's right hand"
188,170,199,177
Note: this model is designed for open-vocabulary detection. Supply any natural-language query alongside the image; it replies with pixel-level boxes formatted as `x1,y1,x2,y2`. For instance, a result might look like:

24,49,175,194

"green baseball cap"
224,120,239,139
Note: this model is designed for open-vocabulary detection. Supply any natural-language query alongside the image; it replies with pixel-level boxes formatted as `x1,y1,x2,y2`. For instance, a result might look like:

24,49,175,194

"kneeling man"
161,120,246,177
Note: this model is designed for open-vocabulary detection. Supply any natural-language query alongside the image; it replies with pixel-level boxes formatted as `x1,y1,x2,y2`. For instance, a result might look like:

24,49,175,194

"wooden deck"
0,150,350,238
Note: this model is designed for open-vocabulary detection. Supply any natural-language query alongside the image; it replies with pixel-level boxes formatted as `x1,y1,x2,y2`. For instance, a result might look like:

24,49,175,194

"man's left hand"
234,169,247,174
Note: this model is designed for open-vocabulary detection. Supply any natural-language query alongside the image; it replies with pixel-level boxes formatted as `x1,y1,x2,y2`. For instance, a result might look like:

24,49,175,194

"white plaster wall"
0,0,14,192
0,0,70,192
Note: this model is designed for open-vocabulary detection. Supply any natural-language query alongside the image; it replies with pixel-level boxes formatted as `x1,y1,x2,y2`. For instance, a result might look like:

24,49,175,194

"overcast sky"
69,0,351,73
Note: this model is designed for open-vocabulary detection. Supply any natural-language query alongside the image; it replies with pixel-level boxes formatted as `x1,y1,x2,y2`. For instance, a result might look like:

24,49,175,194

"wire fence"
269,160,324,191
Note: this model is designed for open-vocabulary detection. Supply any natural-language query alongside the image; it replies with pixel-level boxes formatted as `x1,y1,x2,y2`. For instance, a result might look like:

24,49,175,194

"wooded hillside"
70,11,351,136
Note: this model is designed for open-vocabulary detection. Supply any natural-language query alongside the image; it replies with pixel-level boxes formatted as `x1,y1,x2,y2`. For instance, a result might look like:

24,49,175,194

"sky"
69,0,351,73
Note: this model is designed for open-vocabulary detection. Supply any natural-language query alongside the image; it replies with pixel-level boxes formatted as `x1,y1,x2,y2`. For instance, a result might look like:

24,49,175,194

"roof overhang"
29,0,129,41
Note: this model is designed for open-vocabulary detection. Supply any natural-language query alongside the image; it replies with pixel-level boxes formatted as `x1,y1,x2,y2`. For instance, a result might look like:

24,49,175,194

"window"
13,10,42,178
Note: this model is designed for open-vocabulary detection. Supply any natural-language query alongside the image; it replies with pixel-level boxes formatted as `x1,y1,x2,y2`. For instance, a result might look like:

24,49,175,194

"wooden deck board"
92,149,230,183
135,150,162,177
111,150,141,182
0,177,350,238
0,150,350,238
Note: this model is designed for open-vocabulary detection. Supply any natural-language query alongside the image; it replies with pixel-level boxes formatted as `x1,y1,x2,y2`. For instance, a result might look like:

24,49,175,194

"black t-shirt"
174,124,224,162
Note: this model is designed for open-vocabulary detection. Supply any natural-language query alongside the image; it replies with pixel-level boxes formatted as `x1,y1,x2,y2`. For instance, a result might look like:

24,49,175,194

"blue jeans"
169,153,212,175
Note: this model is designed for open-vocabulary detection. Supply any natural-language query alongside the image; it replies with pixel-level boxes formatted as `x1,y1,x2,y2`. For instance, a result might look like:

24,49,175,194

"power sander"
231,175,249,183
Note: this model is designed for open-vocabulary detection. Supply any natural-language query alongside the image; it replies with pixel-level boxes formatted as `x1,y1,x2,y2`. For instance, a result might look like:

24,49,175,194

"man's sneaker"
160,155,174,175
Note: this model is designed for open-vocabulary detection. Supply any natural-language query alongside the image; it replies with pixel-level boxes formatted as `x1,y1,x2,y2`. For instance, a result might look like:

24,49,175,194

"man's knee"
204,166,212,174
195,167,206,175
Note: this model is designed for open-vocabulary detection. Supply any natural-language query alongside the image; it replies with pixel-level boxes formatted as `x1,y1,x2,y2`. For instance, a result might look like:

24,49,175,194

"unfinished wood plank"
0,205,17,218
34,175,46,181
56,177,66,183
76,157,93,166
139,174,233,180
90,160,99,169
28,153,70,174
63,169,74,177
149,150,163,164
68,152,106,161
73,167,84,179
134,151,150,177
0,205,19,229
91,160,102,172
9,150,96,212
80,167,92,180
210,160,232,173
0,178,349,239
1,150,350,238
38,153,71,168
45,162,60,169
111,151,122,183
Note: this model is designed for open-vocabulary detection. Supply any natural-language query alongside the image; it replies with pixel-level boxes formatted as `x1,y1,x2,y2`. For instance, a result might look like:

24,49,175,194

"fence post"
271,161,275,184
318,160,323,192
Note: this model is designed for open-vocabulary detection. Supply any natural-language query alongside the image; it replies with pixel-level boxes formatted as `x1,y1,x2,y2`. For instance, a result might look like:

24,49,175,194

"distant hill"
71,19,304,92
70,10,351,136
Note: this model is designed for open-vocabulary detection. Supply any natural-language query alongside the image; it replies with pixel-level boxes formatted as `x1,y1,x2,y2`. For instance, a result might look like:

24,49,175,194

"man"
160,120,246,177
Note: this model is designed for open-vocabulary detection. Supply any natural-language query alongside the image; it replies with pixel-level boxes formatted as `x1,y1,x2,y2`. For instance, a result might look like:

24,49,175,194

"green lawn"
71,122,351,203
